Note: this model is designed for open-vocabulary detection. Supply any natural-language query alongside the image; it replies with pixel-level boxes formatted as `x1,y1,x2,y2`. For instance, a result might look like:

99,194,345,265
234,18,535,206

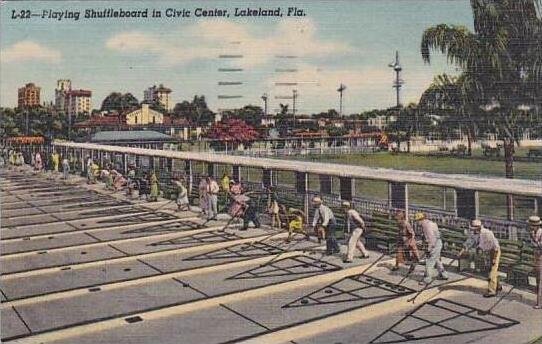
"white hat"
528,216,541,226
469,219,482,229
341,201,351,208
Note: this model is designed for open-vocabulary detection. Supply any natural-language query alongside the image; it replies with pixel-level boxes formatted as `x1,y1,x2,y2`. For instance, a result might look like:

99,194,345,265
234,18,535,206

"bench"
507,244,536,287
528,148,542,158
365,212,397,253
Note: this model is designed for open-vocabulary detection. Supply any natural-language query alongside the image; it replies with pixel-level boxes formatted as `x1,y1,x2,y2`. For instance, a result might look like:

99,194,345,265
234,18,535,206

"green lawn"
188,149,540,220
293,152,541,180
281,152,541,220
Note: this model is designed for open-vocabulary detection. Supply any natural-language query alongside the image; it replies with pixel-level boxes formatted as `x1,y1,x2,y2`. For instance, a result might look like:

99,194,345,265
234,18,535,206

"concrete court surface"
1,166,541,344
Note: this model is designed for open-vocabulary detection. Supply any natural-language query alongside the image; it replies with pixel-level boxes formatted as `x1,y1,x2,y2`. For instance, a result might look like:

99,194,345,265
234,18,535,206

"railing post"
339,177,354,201
207,163,216,178
80,148,85,173
296,172,309,221
185,160,193,197
319,175,332,195
455,188,479,220
167,158,173,173
442,187,447,211
149,155,155,171
388,182,409,217
506,194,514,221
535,197,542,217
122,153,128,175
232,165,241,182
262,169,273,188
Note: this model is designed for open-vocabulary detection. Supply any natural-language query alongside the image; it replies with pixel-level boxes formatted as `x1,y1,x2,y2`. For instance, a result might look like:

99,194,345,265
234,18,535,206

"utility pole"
261,93,268,116
68,111,72,141
292,89,298,131
25,108,30,135
337,83,346,116
388,51,404,108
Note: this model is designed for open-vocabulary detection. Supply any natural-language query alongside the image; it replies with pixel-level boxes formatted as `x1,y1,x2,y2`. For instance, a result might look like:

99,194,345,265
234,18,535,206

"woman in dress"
173,177,190,211
149,170,159,202
34,152,43,171
392,210,420,273
113,171,127,191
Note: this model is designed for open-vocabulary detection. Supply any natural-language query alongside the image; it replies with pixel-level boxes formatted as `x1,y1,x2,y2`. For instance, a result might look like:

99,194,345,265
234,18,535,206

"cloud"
105,19,354,67
1,41,62,63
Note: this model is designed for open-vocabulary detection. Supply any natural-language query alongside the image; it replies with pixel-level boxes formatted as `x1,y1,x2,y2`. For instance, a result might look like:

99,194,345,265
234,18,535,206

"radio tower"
388,51,404,107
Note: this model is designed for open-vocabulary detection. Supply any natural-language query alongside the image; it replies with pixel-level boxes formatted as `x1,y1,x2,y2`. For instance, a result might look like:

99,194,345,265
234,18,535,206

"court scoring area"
1,168,541,344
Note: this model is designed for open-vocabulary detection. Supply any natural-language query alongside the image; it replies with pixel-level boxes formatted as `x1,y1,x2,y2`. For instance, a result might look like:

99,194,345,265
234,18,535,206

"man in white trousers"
342,201,370,263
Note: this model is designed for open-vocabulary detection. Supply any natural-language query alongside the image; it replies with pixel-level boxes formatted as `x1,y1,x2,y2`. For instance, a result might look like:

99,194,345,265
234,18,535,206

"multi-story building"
55,79,72,112
18,83,41,108
66,89,92,117
367,115,397,130
144,84,172,112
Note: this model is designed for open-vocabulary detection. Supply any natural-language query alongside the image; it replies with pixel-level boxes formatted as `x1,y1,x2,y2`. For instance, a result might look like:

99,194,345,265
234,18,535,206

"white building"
55,79,72,112
66,89,92,117
367,115,396,130
144,84,173,112
125,103,164,125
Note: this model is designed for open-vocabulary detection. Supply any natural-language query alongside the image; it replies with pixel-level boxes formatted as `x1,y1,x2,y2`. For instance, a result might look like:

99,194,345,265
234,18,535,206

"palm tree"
419,73,482,155
421,0,542,178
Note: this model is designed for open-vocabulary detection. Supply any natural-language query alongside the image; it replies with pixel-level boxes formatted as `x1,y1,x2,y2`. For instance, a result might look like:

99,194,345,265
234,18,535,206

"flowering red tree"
205,119,259,150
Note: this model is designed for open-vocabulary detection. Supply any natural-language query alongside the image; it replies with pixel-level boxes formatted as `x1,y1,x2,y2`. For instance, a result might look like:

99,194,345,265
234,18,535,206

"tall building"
55,79,72,112
18,83,41,108
66,89,92,116
143,84,172,112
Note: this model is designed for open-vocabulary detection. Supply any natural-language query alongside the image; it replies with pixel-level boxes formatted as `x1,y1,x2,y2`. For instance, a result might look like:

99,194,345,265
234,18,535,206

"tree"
223,105,264,127
313,109,340,119
172,96,215,126
419,73,481,155
386,104,417,152
100,92,139,112
205,119,259,150
275,103,292,137
326,126,348,137
421,0,542,179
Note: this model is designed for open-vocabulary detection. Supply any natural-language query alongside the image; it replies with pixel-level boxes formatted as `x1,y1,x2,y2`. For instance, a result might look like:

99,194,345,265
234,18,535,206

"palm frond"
421,24,478,68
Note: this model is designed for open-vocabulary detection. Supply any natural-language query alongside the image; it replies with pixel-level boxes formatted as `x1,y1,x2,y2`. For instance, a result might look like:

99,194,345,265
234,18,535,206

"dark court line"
11,306,32,335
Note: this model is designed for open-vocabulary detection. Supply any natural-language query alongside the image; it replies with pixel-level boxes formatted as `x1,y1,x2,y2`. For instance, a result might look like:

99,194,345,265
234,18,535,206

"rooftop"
90,130,174,142
54,141,542,197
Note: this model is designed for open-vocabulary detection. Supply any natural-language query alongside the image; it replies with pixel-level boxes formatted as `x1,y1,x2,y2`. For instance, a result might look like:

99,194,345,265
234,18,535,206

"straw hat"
528,216,541,226
341,201,351,208
414,212,425,221
469,219,482,229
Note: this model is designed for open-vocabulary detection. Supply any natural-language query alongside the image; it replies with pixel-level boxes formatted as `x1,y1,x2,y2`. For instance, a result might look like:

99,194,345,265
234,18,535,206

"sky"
0,0,474,114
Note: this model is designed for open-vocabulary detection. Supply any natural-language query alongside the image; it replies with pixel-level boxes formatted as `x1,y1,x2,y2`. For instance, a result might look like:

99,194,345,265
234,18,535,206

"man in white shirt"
198,176,209,216
458,219,502,297
342,201,369,263
528,216,542,309
312,197,340,255
415,212,448,284
206,176,220,220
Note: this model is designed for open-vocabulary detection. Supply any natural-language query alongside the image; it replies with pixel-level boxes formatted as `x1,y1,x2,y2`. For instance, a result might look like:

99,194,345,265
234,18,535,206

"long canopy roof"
54,141,542,197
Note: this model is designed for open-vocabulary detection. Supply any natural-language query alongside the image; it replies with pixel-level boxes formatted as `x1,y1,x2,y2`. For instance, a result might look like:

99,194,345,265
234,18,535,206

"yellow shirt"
221,176,230,191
